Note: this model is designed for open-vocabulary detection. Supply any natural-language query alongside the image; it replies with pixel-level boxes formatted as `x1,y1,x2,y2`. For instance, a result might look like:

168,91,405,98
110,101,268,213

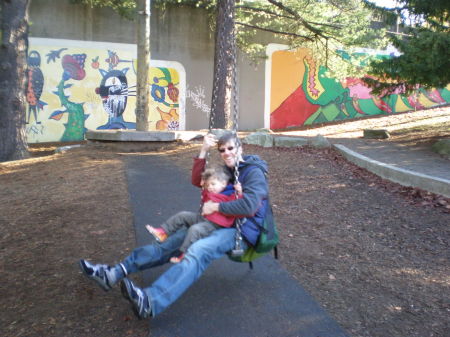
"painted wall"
26,38,185,143
266,44,450,130
29,2,445,137
29,0,267,136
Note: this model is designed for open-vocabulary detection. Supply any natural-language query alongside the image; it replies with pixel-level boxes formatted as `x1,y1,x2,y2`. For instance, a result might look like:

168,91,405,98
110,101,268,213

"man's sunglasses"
218,146,235,153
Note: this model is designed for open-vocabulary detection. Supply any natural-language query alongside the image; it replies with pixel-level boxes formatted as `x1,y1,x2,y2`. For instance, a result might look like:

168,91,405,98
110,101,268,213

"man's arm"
203,168,267,217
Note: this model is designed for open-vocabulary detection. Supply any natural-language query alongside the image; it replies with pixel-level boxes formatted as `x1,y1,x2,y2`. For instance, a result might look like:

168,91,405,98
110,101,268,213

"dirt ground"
0,108,449,337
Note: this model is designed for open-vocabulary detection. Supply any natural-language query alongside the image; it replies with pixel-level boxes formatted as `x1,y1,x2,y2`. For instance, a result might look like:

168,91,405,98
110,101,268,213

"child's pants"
161,211,221,252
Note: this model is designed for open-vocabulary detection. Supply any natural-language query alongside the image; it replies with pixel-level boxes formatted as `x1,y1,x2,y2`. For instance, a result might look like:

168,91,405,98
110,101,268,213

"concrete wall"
25,37,186,143
29,0,266,132
266,45,450,130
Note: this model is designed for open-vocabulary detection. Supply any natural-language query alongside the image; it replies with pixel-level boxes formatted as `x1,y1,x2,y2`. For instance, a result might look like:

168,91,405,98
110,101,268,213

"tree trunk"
135,0,151,131
210,0,236,130
0,0,30,162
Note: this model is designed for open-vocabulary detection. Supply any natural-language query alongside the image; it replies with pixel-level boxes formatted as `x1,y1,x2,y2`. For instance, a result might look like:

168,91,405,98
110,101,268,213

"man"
79,132,269,319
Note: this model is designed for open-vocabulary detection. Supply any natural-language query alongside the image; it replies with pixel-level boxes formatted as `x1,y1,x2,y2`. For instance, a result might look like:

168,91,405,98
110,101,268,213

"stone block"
255,128,274,134
243,132,274,147
431,138,450,156
363,129,390,139
308,134,331,148
274,136,308,148
85,130,205,142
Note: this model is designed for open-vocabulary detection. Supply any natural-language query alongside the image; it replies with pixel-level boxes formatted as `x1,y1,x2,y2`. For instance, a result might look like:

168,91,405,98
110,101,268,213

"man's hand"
199,133,217,158
202,201,219,216
234,182,242,195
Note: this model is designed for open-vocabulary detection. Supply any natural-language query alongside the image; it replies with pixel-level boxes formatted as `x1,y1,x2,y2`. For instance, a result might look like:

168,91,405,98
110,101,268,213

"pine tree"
0,0,30,162
363,0,450,93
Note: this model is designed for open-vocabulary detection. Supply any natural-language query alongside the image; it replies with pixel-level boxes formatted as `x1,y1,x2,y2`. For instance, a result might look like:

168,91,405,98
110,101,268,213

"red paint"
270,86,319,129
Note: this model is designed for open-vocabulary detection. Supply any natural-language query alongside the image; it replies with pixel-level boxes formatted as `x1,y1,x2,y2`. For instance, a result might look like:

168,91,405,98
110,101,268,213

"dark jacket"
192,155,269,245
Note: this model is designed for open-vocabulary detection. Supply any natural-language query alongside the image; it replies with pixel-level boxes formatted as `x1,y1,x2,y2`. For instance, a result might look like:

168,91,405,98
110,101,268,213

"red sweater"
191,157,206,188
192,158,242,227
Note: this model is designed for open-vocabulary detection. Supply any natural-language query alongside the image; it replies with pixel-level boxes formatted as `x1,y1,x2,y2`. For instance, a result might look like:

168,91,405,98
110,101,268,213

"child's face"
205,177,227,194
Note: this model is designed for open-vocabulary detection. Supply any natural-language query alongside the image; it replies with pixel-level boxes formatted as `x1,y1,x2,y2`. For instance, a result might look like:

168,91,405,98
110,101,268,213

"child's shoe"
170,253,185,263
146,225,168,242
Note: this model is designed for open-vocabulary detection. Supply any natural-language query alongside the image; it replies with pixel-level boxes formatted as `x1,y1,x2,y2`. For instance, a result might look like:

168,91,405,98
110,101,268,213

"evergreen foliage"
69,0,136,19
71,0,450,92
363,0,450,93
157,0,390,80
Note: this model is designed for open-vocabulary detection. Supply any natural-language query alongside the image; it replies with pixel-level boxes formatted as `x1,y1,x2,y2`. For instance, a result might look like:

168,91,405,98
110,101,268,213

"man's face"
218,140,240,168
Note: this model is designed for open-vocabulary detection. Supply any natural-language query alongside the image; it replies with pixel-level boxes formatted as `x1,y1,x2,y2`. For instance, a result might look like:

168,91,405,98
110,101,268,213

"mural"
267,45,450,130
26,38,185,143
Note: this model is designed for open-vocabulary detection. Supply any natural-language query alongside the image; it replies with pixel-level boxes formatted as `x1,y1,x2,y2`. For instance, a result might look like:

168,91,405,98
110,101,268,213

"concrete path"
274,107,450,198
125,154,349,337
331,138,450,198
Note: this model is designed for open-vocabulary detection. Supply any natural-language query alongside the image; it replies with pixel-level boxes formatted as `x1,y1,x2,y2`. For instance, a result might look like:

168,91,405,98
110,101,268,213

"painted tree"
0,0,30,162
363,0,450,93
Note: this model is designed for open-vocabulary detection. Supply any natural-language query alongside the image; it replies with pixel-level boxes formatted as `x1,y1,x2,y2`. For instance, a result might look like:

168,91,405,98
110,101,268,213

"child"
146,166,243,263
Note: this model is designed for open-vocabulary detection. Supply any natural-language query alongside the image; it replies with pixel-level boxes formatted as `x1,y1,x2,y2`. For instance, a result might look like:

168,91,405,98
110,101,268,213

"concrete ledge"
274,136,309,147
85,130,205,142
334,144,450,198
243,133,274,147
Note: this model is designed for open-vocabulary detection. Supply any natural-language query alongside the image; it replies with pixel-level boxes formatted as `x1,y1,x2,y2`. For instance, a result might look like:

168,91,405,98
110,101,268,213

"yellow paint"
418,92,436,107
394,96,411,112
303,55,325,101
147,67,180,129
270,49,309,113
26,41,183,143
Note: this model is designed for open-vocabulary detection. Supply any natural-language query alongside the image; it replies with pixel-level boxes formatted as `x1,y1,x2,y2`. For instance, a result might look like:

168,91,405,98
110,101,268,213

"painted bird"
26,51,46,124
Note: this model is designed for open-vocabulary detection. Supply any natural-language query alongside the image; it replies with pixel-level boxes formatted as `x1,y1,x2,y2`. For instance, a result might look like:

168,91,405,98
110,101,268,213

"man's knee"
186,228,235,257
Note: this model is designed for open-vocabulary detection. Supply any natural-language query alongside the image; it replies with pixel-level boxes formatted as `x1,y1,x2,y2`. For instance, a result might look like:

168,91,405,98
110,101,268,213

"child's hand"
234,182,242,195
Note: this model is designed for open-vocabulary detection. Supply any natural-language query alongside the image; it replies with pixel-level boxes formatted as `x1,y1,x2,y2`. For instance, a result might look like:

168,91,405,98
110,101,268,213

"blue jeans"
121,227,243,316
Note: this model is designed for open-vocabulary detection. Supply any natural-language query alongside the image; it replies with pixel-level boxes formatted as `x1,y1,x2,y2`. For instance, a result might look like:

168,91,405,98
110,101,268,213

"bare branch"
306,20,344,29
237,4,343,30
236,5,296,20
266,0,328,38
236,21,314,41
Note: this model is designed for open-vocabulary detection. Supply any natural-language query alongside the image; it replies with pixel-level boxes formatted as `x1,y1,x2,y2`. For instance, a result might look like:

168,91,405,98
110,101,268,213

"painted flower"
151,83,166,103
167,83,179,103
156,107,179,131
62,54,86,81
91,56,100,69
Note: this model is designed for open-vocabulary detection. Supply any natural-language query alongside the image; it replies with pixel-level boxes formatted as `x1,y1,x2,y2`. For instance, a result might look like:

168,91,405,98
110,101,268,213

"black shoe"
120,278,152,319
79,259,115,291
